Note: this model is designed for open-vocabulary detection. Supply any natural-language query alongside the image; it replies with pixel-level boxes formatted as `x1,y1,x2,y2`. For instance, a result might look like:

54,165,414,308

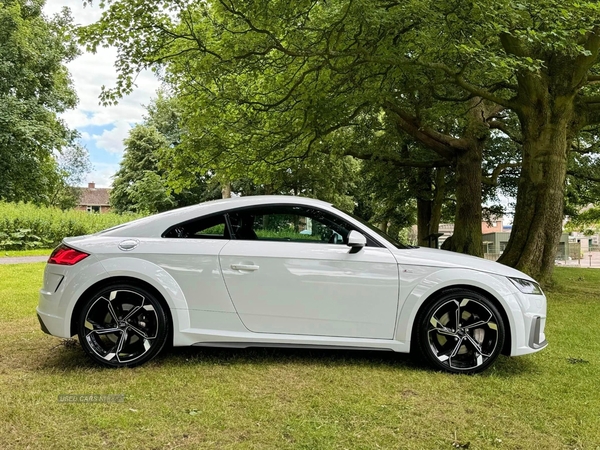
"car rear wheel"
416,289,505,374
77,284,169,368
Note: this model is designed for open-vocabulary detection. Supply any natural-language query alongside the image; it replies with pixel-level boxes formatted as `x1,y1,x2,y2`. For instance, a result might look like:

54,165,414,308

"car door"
219,205,399,339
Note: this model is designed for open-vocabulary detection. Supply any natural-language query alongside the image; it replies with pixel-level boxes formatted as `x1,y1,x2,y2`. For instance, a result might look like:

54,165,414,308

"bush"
0,202,142,250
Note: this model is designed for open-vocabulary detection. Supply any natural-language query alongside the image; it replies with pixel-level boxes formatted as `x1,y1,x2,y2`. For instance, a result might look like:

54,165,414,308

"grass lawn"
0,264,599,449
1,249,52,258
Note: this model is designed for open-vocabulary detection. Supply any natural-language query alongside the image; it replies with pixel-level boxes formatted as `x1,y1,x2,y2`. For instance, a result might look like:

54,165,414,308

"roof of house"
78,186,111,206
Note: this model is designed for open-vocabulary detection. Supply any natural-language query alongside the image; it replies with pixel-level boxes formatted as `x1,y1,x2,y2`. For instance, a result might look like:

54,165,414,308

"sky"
44,1,160,188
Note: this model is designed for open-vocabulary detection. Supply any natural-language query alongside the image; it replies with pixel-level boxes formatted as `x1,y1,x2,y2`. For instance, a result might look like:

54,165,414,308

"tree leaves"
0,0,80,204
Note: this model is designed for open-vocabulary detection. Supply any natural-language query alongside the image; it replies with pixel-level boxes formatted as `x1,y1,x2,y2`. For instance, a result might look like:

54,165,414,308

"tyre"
77,284,170,368
415,289,505,374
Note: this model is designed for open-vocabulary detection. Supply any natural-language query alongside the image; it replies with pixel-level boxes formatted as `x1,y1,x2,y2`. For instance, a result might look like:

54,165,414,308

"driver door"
219,205,399,339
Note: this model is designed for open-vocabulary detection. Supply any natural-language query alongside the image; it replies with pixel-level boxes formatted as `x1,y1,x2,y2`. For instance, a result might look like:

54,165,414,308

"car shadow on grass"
163,346,536,377
38,339,536,377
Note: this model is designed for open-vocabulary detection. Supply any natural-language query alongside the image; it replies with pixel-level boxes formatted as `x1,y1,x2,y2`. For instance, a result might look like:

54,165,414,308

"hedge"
0,202,142,250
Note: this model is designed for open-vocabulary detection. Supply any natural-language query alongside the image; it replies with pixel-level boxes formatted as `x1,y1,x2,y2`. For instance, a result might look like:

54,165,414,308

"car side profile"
37,196,547,373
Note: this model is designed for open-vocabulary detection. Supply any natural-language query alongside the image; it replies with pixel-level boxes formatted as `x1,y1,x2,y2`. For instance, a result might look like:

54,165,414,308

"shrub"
0,202,142,250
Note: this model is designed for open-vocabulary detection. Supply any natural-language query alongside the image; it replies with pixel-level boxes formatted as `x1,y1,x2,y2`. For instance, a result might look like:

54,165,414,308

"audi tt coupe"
37,196,547,373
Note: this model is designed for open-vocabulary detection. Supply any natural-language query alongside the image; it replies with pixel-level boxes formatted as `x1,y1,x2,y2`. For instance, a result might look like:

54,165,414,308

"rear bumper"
37,312,51,335
36,305,71,338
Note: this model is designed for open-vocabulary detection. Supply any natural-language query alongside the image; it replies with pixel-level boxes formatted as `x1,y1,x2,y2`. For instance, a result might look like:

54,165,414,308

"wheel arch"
70,276,174,344
408,284,512,356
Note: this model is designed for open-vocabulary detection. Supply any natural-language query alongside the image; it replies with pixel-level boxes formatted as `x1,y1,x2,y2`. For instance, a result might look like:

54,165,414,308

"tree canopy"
0,0,83,205
82,0,600,283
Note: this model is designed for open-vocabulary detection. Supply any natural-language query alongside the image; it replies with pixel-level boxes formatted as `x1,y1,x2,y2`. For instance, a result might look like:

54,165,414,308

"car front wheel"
77,284,169,368
416,289,505,374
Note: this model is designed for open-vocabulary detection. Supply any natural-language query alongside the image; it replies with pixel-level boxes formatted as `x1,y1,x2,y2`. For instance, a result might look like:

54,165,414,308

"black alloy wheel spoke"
84,290,159,364
427,296,500,371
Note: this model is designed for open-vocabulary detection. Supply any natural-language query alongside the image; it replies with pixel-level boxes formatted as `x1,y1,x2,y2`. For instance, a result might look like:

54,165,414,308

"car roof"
98,195,335,238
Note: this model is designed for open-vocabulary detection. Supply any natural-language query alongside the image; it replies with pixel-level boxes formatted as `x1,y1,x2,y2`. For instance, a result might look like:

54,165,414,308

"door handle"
230,264,260,271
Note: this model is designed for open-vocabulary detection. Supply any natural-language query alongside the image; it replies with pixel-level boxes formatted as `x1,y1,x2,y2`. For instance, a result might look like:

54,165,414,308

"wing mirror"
347,230,367,253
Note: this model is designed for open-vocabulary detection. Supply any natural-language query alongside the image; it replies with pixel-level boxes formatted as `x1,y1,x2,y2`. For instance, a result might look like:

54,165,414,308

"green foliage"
0,0,80,204
112,95,225,213
128,171,176,214
78,1,512,235
111,124,170,213
0,201,141,250
49,143,93,210
565,207,600,231
80,0,600,277
0,229,49,250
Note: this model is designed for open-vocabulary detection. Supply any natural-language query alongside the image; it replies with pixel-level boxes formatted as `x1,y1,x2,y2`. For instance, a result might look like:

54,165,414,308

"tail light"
48,244,90,265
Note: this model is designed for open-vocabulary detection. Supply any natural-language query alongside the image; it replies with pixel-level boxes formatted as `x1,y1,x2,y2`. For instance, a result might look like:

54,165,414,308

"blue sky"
45,1,160,187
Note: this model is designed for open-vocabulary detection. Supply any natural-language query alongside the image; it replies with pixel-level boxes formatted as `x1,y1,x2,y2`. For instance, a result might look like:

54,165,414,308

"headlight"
508,277,543,295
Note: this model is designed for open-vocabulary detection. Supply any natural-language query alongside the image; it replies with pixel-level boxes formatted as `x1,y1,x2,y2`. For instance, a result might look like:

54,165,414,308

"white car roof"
98,195,336,238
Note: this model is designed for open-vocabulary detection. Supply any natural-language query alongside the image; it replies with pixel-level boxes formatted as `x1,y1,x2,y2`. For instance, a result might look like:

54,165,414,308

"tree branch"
342,148,452,168
567,170,600,183
403,60,518,110
488,119,522,144
383,101,462,160
482,162,520,186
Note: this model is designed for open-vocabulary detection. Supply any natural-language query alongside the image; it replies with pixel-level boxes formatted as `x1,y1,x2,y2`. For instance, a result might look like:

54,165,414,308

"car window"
334,206,409,249
163,214,229,239
228,206,352,244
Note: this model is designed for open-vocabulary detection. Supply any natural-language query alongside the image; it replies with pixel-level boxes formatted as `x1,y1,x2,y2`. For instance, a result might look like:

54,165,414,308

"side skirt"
191,342,395,352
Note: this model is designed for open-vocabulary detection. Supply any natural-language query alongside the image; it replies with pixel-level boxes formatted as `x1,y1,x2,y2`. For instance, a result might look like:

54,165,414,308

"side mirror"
347,230,366,253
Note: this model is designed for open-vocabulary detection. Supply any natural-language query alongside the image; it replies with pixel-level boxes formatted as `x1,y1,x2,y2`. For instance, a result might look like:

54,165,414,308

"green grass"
0,249,52,258
0,265,599,449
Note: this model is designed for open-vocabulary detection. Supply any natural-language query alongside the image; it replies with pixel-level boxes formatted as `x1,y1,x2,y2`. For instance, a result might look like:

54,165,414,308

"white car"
37,196,547,373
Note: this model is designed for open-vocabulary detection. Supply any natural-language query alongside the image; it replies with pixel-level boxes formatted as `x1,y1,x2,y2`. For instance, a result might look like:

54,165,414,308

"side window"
229,206,350,244
163,214,229,239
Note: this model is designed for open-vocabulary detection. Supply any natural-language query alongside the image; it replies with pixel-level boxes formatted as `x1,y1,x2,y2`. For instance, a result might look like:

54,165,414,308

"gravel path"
0,256,49,265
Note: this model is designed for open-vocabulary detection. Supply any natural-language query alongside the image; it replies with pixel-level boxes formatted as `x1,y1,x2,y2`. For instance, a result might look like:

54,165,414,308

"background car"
37,196,547,373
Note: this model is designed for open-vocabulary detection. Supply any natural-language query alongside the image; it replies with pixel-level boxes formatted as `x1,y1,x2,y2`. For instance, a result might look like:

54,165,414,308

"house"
481,217,503,233
567,231,600,252
436,217,506,247
76,182,111,213
423,216,586,262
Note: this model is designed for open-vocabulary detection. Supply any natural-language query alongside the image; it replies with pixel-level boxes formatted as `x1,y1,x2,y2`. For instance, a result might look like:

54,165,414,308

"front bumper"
509,288,548,356
528,315,547,350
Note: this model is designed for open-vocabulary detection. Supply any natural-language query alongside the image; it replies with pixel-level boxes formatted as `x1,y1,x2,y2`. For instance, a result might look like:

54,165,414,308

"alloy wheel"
418,290,505,374
78,285,168,367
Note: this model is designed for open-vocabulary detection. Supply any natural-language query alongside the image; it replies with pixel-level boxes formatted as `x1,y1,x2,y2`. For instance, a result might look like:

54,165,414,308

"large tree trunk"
417,197,434,247
448,99,488,257
494,32,600,285
449,145,484,256
498,101,572,285
416,168,445,247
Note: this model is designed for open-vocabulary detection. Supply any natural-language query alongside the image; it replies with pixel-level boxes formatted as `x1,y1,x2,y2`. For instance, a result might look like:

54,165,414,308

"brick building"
76,182,111,213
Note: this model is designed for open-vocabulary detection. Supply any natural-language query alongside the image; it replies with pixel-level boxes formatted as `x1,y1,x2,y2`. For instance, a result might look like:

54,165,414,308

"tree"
112,95,227,213
0,0,79,203
79,0,520,255
48,143,93,209
82,0,600,283
111,124,172,213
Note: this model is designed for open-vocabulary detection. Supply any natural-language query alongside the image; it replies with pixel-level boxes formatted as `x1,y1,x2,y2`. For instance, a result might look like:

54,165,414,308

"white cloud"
92,120,133,155
84,162,120,189
64,47,160,129
44,1,104,26
45,1,161,180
